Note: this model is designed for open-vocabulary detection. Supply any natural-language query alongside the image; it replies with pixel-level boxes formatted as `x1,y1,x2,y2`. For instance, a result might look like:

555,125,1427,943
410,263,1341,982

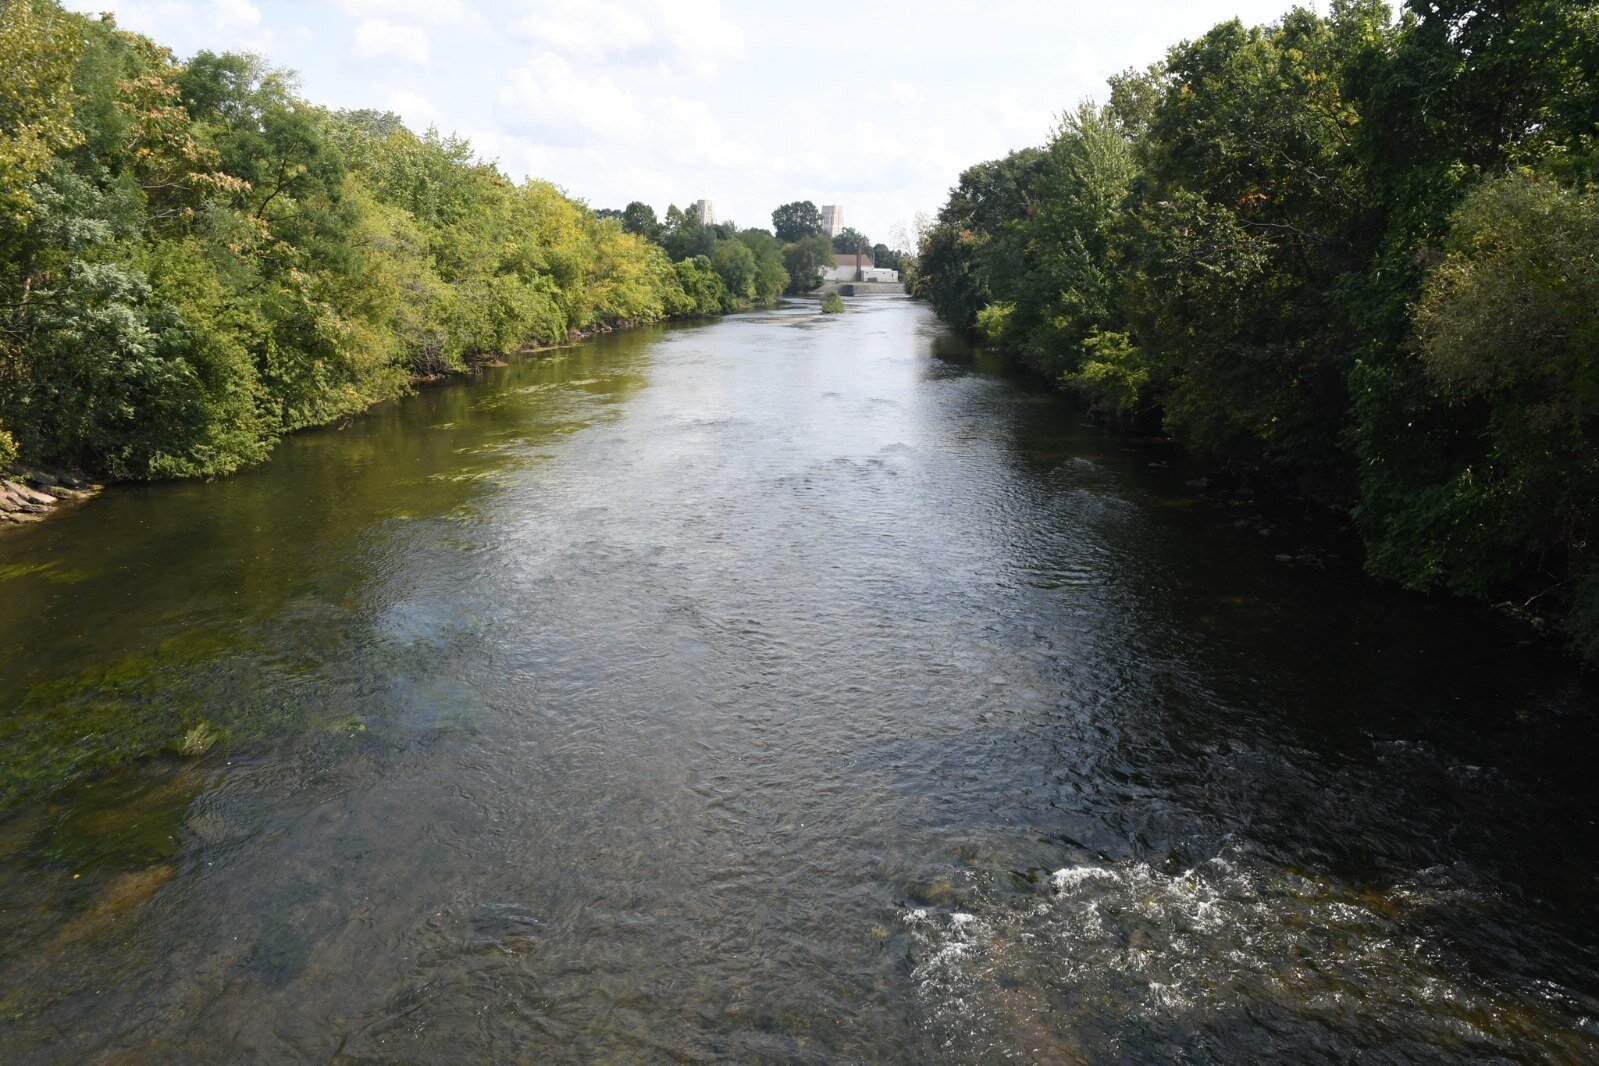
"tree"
1116,6,1382,487
832,226,870,254
1378,171,1599,657
737,228,789,304
782,234,834,293
910,148,1045,330
620,200,661,242
672,255,726,314
711,238,757,308
0,0,83,223
0,3,739,489
978,102,1137,378
772,200,822,242
907,0,1599,661
1347,0,1599,652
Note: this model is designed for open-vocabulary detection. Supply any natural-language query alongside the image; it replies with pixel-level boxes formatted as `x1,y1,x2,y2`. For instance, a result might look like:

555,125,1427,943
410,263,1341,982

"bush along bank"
0,3,766,502
911,1,1599,666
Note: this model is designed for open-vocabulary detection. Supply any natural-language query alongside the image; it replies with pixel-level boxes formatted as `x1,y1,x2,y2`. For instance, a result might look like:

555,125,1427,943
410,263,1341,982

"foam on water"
903,850,1599,1061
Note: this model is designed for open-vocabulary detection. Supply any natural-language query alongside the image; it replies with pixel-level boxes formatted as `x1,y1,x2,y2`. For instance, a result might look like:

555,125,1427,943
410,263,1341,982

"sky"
62,0,1314,245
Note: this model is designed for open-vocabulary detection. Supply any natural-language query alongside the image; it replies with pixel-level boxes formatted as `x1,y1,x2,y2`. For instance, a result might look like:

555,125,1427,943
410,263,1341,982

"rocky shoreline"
0,466,99,526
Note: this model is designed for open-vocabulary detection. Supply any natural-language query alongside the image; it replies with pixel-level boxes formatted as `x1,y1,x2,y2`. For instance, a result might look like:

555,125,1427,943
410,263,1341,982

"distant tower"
694,199,716,225
821,204,843,237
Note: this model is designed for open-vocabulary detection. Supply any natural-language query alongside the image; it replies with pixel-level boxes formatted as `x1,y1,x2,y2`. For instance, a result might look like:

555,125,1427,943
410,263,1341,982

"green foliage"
1062,332,1151,420
620,200,661,242
738,228,789,305
916,0,1599,663
974,301,1014,344
672,256,728,316
711,238,758,309
832,227,870,254
871,243,905,273
1361,173,1598,608
910,148,1044,331
1571,570,1599,665
820,292,845,314
772,200,823,243
0,3,712,483
782,234,834,294
0,0,83,224
660,202,725,261
914,103,1138,384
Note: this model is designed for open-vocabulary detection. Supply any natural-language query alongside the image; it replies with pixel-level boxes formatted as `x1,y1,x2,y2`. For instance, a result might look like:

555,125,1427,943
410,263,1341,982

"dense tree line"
912,0,1599,664
604,198,909,300
606,194,919,302
0,1,748,482
607,199,794,305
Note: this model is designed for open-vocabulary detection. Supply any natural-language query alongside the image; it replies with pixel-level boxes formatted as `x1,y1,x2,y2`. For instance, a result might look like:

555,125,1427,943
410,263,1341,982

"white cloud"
61,0,271,53
886,81,923,105
212,0,263,32
647,0,743,77
331,0,470,23
508,2,654,62
497,54,646,147
506,0,743,77
496,52,752,169
387,89,444,128
350,19,431,65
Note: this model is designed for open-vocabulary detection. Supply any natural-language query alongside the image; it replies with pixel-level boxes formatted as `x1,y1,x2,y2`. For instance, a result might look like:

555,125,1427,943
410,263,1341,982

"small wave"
902,852,1597,1060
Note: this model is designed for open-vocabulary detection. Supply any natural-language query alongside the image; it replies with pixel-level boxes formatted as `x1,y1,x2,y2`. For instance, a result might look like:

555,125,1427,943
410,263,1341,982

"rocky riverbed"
0,466,98,524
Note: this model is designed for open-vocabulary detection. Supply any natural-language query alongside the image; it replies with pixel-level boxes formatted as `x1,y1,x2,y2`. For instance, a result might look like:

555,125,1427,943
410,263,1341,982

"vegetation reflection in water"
0,302,1595,1062
0,329,655,810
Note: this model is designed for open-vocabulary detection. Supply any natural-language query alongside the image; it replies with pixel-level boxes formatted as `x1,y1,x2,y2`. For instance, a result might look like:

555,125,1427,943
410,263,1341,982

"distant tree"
832,227,871,254
711,239,758,307
737,228,790,304
782,234,834,293
620,200,661,242
871,243,905,272
333,108,408,139
662,203,715,260
594,207,623,221
772,200,823,242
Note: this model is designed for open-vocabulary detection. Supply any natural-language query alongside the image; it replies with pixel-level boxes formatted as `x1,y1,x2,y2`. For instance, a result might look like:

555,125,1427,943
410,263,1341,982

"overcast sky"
64,0,1318,244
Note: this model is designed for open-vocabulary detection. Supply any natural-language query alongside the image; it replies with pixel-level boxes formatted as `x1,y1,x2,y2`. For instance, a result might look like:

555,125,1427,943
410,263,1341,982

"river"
0,297,1595,1062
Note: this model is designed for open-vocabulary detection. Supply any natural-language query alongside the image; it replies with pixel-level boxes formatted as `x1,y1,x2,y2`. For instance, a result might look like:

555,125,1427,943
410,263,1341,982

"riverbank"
958,331,1580,656
0,466,99,526
909,4,1597,669
2,313,730,532
1,297,1593,1061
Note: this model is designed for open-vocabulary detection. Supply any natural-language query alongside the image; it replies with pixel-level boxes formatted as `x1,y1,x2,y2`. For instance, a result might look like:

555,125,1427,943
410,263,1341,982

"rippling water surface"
0,298,1595,1062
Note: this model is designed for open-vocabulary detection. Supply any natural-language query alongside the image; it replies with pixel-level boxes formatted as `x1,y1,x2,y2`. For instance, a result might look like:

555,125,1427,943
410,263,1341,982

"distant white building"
694,199,716,225
821,252,898,284
820,204,843,237
822,251,869,282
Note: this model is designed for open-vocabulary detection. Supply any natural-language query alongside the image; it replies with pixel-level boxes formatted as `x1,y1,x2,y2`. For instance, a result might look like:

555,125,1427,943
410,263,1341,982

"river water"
0,298,1595,1062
